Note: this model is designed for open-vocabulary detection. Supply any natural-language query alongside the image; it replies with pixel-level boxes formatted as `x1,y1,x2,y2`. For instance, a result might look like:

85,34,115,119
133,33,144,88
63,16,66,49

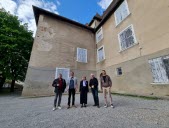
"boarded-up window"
149,55,169,83
118,25,137,51
114,0,130,25
55,68,70,82
97,46,105,62
96,27,103,43
77,48,87,63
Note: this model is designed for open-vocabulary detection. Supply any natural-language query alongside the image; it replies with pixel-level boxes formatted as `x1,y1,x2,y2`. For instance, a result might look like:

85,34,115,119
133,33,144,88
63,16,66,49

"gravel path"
0,93,169,128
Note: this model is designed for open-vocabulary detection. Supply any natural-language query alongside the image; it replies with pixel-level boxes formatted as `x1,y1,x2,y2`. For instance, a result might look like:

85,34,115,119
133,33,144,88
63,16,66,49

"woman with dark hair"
79,76,89,107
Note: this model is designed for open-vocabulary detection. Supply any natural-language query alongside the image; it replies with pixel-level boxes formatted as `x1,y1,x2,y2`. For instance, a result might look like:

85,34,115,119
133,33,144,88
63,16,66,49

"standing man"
100,70,114,108
67,71,78,109
89,74,100,108
52,73,66,111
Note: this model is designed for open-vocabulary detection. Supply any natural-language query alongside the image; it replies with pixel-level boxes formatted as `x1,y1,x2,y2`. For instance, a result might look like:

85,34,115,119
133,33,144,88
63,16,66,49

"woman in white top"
79,76,89,107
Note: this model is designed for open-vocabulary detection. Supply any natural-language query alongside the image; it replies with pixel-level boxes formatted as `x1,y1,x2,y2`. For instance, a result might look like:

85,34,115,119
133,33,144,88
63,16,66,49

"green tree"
0,9,33,92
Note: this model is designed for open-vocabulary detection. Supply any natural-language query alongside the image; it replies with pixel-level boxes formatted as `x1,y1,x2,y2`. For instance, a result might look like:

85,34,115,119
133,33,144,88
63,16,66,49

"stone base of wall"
22,66,96,97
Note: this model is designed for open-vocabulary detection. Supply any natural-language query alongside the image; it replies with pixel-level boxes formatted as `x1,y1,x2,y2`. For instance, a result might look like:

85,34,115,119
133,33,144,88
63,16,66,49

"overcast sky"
0,0,113,36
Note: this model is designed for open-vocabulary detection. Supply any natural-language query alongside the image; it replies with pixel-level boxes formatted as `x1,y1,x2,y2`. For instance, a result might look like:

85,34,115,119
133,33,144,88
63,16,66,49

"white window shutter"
114,0,130,26
55,68,70,82
77,48,87,63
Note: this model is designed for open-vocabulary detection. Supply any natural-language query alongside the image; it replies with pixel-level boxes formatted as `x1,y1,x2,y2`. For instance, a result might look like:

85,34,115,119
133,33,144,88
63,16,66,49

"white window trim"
97,45,106,63
114,0,130,26
148,55,169,84
96,27,103,44
76,47,87,63
118,24,138,52
55,68,70,79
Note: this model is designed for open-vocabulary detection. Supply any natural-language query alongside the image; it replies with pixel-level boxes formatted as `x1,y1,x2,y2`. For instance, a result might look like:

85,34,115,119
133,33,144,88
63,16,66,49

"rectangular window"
77,47,87,63
149,55,169,83
97,46,105,62
96,27,103,43
114,0,130,26
118,24,137,51
55,68,70,82
116,67,122,76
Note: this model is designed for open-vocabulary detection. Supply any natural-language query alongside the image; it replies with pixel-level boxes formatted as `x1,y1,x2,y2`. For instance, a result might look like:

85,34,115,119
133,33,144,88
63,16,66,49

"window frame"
114,0,130,26
97,45,105,63
76,47,88,63
55,68,70,82
96,27,103,43
149,55,169,84
116,67,123,76
118,24,137,51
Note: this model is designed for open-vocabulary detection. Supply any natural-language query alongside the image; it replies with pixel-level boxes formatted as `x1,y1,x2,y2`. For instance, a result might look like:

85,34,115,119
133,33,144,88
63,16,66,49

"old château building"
22,0,169,97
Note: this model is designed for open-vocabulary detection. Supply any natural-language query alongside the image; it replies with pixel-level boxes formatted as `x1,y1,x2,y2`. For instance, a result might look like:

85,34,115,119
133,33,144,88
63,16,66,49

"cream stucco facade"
22,0,169,97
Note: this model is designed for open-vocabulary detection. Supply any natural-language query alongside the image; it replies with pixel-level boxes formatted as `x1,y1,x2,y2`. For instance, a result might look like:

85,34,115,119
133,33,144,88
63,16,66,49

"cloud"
98,0,113,10
0,0,60,36
0,0,17,14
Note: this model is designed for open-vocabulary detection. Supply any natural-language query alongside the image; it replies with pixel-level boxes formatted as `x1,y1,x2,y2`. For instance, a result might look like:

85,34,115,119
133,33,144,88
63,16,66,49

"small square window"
116,67,122,76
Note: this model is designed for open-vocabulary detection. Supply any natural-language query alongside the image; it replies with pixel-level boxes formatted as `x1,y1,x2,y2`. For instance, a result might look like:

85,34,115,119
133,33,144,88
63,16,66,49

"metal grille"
119,26,135,50
149,56,169,83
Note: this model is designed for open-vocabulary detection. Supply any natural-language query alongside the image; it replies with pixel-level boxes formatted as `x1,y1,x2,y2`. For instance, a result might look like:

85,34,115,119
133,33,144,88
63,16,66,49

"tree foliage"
0,9,33,92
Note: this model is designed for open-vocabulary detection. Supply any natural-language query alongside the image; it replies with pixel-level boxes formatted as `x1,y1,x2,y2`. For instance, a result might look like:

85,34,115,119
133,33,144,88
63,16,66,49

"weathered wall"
22,15,96,97
22,0,169,97
96,48,169,97
96,0,169,97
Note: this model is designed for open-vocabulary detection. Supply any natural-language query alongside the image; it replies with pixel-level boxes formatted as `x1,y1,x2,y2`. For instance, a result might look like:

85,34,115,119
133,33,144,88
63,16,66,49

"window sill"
151,83,169,85
76,60,87,63
96,38,103,44
119,42,139,53
115,13,131,27
97,59,106,64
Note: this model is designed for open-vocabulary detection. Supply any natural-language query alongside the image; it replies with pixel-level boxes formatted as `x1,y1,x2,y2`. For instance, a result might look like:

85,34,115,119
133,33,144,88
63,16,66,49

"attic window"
114,0,130,26
96,27,103,43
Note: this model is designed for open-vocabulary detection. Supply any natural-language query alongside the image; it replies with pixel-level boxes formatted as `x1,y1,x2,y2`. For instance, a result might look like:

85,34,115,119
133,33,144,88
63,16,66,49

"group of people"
52,70,114,111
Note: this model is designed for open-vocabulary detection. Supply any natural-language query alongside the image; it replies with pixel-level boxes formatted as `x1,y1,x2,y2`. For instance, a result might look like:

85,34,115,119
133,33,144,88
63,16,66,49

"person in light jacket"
100,70,114,108
79,76,89,107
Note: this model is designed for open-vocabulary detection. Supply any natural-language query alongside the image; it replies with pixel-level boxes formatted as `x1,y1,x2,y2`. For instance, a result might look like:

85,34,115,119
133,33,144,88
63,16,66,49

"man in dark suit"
89,74,100,108
79,76,89,107
52,73,66,111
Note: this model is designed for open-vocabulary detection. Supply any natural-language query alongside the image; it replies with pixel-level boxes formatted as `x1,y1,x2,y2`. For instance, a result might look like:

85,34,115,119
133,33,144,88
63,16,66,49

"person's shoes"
81,104,83,108
84,104,86,107
93,104,96,106
53,107,56,111
67,106,70,109
97,105,100,108
111,104,114,108
72,105,77,108
104,104,108,108
58,106,62,109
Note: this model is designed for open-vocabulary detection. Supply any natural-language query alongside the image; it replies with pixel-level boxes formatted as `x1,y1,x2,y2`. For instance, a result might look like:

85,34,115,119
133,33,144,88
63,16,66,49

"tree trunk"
10,80,15,92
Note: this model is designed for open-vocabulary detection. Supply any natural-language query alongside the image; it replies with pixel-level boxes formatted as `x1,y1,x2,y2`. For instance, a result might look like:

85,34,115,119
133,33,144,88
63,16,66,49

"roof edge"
33,6,95,33
95,0,123,31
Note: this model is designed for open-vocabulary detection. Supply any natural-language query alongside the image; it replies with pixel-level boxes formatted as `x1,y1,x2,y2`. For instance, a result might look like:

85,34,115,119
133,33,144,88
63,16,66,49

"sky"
0,0,113,36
